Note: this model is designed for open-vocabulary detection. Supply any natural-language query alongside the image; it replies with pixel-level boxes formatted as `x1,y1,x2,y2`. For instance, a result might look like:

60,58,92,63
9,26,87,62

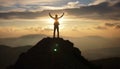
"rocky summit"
7,37,97,69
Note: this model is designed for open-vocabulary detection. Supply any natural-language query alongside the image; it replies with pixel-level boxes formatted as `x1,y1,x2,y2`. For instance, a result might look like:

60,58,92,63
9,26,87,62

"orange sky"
0,0,120,38
0,17,120,38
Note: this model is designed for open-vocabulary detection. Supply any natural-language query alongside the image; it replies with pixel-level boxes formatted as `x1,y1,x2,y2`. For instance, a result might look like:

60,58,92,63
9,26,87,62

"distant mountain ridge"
0,34,46,46
0,45,32,69
0,34,120,49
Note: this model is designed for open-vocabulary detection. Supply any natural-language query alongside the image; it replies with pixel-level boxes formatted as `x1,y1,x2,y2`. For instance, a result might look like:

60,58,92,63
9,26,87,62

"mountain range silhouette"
6,37,98,69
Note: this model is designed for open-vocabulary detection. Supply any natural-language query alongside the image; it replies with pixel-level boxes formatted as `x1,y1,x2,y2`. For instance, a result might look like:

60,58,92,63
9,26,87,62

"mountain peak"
7,37,96,69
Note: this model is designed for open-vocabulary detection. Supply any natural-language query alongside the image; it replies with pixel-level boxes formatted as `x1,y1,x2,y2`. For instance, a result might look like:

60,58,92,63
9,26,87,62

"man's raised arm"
58,13,64,19
49,13,54,19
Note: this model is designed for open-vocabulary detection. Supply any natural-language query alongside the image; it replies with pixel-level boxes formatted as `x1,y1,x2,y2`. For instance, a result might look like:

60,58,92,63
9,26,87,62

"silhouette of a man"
49,13,64,38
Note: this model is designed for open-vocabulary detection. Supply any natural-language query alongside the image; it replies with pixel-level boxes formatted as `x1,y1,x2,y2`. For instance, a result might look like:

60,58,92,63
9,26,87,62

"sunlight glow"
47,18,64,30
49,18,54,23
48,18,64,24
59,18,64,23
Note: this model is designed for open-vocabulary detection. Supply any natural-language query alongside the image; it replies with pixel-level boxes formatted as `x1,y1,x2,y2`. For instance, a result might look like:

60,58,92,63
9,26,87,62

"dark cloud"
105,23,120,29
105,23,116,27
95,26,107,30
113,2,120,8
0,1,120,20
0,11,44,19
94,22,120,30
115,25,120,29
65,2,120,20
0,10,64,19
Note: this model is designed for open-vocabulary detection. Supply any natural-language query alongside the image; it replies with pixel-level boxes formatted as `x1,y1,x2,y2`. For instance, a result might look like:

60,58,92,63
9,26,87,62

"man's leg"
53,26,56,38
57,26,59,38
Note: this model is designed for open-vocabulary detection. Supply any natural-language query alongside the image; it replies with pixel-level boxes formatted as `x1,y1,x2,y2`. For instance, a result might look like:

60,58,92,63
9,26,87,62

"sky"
0,0,120,38
0,0,120,59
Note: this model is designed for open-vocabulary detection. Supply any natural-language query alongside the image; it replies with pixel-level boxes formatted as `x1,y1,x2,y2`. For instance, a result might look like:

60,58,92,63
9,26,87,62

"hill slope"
7,37,96,69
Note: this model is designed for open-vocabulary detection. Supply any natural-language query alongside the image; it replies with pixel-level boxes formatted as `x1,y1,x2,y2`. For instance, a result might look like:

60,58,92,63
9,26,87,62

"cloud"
0,0,58,6
94,26,107,30
65,1,120,20
113,2,120,8
0,9,65,19
105,23,116,27
71,25,80,31
42,1,85,9
89,0,106,5
0,0,61,12
0,26,53,38
43,28,53,31
116,25,120,29
0,26,20,32
89,0,120,5
94,23,120,30
0,1,120,20
105,23,120,29
0,11,44,19
93,22,120,30
0,1,84,12
63,1,84,8
24,27,42,32
0,6,26,12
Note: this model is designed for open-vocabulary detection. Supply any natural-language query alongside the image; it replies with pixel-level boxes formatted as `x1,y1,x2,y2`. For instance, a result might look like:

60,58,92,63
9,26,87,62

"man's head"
55,14,58,18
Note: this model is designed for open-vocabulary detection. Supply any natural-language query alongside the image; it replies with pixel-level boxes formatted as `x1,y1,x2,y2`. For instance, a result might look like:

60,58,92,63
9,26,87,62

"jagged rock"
7,37,96,69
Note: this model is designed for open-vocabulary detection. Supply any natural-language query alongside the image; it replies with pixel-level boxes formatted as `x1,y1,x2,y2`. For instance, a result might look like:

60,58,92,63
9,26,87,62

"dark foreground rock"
7,37,97,69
